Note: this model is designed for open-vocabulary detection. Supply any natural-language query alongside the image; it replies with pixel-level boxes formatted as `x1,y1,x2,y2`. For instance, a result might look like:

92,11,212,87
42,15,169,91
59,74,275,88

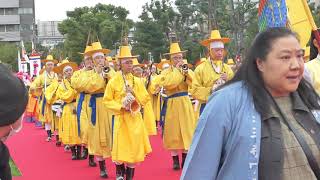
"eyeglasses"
94,55,105,60
172,56,183,60
84,57,93,61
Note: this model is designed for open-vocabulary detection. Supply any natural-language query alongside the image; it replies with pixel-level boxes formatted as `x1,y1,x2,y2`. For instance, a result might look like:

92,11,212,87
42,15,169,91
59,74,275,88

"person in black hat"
0,63,28,180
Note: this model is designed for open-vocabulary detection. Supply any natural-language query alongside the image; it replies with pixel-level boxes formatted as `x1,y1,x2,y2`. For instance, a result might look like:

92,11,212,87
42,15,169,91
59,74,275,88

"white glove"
122,93,135,111
211,79,226,92
56,108,62,118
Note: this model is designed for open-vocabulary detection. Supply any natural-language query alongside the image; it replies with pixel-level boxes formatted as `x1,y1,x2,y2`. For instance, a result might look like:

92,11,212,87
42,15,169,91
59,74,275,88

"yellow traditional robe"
45,80,60,131
148,74,161,122
103,72,152,163
78,69,116,158
306,58,320,95
191,58,234,119
71,69,91,144
157,67,195,150
139,77,157,136
57,79,81,145
191,58,234,103
30,71,57,124
26,93,38,117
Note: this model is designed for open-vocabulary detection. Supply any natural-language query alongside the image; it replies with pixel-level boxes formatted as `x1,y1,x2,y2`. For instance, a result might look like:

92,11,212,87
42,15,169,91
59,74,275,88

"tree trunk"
211,0,218,29
208,0,213,32
228,0,237,56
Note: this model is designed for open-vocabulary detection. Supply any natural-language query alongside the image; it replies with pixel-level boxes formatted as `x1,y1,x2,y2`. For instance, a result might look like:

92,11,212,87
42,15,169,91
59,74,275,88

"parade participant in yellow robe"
71,45,95,162
25,90,39,123
133,59,157,136
305,34,320,95
44,76,61,145
147,65,161,122
106,56,115,69
30,55,58,142
79,41,115,178
34,69,45,127
54,60,82,160
154,59,171,122
157,42,195,171
191,30,234,116
227,58,237,72
103,45,152,180
148,72,162,127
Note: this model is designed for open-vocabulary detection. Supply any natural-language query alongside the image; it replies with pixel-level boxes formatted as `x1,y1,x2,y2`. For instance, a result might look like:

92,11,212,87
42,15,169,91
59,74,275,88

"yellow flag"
286,0,312,47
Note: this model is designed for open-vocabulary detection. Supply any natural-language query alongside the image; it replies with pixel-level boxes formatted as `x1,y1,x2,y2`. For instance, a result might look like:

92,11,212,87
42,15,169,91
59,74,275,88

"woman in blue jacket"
181,28,320,180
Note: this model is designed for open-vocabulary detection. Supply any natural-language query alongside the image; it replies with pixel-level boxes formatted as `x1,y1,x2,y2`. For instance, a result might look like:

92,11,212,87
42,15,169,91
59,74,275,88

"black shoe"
172,155,180,170
46,136,52,142
81,147,88,160
116,164,125,180
71,146,77,160
181,153,187,168
64,145,71,151
125,167,134,180
47,130,52,137
56,141,62,147
89,155,97,167
55,135,61,147
76,145,82,160
46,130,52,142
99,160,108,178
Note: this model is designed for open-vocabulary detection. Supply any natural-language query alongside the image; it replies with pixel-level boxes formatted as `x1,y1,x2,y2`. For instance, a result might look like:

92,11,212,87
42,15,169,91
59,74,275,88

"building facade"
0,0,35,42
37,20,64,48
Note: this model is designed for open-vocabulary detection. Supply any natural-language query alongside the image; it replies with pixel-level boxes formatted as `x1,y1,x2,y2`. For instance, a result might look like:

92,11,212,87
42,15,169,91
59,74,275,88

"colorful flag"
29,54,41,77
18,50,28,73
286,0,313,47
258,0,288,32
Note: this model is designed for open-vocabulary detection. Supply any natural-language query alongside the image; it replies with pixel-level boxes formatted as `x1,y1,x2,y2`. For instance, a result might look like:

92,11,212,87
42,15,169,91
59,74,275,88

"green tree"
133,0,178,62
309,1,320,30
133,19,167,61
0,42,19,71
227,0,258,57
58,3,133,63
174,0,231,62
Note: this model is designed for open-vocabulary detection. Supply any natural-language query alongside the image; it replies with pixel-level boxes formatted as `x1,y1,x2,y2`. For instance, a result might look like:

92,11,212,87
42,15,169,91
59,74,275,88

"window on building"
5,8,18,15
18,8,33,15
0,25,5,32
20,24,33,31
0,9,4,15
6,24,19,32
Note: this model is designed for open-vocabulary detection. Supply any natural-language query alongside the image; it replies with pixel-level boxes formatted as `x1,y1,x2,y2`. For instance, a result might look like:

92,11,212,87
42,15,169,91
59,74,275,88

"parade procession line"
6,122,181,180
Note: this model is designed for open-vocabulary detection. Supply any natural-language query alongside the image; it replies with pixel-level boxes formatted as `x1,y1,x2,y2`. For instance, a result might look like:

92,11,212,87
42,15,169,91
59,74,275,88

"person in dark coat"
0,63,28,180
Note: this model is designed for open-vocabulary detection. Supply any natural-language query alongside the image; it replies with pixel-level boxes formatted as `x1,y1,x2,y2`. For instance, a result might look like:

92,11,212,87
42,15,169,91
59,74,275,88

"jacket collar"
261,91,309,121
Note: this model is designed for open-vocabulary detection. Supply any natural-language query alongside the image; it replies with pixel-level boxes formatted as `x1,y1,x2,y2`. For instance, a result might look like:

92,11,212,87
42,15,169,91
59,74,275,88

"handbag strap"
270,95,320,179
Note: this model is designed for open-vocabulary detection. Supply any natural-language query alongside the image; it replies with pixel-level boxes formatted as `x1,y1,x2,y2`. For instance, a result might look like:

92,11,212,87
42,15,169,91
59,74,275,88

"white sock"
127,163,135,168
45,123,51,131
171,150,179,156
114,161,123,165
96,156,104,161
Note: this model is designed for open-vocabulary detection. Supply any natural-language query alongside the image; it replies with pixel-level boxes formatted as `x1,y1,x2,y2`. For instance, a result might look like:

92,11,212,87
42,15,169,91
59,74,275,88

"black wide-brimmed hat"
0,63,28,127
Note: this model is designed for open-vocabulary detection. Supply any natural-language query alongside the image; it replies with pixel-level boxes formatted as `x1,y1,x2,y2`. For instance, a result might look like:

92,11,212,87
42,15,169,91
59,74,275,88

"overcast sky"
34,0,151,22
